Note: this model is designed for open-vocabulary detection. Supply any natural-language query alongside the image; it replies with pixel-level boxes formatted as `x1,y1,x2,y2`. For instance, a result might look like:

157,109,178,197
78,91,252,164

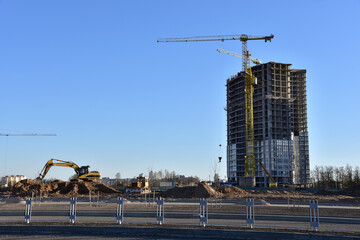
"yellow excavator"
36,159,101,181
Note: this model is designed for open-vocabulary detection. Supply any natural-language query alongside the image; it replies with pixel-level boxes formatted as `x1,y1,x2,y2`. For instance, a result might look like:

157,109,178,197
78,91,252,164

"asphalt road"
0,225,359,240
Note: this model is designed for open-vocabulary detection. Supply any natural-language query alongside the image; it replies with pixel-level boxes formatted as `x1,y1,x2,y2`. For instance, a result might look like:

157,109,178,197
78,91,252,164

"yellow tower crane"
218,48,277,188
217,48,258,178
158,34,274,186
157,34,273,73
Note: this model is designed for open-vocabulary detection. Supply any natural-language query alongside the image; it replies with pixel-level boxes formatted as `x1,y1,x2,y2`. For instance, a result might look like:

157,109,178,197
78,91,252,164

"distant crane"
0,133,56,136
0,131,56,176
158,33,274,186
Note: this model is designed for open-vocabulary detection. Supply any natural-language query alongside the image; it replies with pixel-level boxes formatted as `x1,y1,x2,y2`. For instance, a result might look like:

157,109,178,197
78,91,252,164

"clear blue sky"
0,0,359,181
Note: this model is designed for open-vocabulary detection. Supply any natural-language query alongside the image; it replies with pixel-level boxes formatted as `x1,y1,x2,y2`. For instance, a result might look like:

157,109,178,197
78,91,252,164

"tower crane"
217,48,277,187
157,34,273,72
158,33,274,187
217,48,262,64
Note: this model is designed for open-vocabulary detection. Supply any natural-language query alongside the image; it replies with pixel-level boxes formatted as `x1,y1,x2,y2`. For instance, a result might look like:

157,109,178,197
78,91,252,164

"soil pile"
12,179,120,196
217,186,248,197
338,185,360,197
315,189,336,196
315,185,360,197
162,181,221,198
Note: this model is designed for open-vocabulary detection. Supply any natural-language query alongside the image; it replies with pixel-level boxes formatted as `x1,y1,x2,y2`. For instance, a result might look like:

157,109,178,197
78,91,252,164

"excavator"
36,159,101,181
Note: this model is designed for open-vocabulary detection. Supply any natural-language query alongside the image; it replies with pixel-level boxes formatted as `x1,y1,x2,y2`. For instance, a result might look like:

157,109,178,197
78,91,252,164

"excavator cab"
78,166,90,177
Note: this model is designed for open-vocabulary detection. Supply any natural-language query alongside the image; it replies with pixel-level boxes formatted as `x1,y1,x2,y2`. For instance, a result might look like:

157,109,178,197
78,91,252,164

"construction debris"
12,179,120,196
161,182,222,198
216,186,248,197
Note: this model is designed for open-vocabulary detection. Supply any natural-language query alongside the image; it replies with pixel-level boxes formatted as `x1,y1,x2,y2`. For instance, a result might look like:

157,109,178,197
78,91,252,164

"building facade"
1,175,26,187
226,62,310,187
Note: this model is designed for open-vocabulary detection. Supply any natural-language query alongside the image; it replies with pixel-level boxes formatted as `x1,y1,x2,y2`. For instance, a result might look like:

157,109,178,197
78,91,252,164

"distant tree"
311,165,359,189
69,174,78,181
324,166,334,187
334,167,341,188
158,170,164,179
164,169,170,180
339,167,345,187
312,166,320,188
354,166,360,185
345,164,353,187
170,171,176,180
115,172,121,179
115,172,121,185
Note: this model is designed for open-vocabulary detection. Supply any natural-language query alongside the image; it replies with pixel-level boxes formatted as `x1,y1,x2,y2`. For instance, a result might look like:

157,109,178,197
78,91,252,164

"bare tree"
334,167,341,188
345,164,353,187
354,166,360,185
115,172,121,179
115,172,121,184
312,166,321,188
339,167,345,188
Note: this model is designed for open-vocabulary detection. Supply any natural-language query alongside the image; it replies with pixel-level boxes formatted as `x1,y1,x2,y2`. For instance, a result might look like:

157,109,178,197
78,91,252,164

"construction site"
1,33,359,237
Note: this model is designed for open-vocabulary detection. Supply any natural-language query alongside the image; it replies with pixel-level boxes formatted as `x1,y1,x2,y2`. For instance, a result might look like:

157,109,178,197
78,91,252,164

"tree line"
311,165,360,188
149,169,200,187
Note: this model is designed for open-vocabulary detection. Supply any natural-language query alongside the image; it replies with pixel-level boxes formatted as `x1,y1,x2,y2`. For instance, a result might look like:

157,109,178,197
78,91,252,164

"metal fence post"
24,198,32,224
116,197,124,224
69,197,77,224
246,198,255,229
199,198,208,227
156,197,164,225
309,200,320,231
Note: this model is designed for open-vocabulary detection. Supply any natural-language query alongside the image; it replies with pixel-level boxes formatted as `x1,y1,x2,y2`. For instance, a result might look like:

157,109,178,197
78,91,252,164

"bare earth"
1,180,360,239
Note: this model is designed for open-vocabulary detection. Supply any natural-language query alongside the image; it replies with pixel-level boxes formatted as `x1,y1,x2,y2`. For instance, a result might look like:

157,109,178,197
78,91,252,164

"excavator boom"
36,159,100,181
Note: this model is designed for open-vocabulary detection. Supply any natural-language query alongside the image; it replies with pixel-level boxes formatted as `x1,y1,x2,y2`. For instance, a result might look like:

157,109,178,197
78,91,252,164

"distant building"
1,175,26,187
99,177,116,186
226,62,310,187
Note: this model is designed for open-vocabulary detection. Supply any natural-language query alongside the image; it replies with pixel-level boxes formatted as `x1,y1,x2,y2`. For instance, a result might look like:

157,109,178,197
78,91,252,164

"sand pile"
12,179,120,196
162,181,222,198
217,186,248,197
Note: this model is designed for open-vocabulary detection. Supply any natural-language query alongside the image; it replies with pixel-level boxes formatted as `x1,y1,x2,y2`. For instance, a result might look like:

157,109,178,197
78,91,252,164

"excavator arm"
36,159,80,180
257,160,278,187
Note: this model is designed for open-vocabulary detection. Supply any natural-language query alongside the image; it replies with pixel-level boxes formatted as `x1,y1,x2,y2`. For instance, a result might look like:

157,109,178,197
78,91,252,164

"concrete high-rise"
226,62,310,187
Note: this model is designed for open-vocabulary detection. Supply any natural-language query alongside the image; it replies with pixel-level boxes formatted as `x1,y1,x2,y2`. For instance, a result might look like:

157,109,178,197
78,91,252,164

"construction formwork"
226,62,310,187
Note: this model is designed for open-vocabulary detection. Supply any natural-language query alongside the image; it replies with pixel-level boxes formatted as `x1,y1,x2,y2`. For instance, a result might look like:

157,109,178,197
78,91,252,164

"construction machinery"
125,175,151,194
36,159,100,181
0,133,56,136
158,33,275,187
157,34,273,75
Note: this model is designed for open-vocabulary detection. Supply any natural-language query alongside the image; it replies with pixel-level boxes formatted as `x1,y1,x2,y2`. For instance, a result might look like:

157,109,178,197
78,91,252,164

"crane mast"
218,48,277,187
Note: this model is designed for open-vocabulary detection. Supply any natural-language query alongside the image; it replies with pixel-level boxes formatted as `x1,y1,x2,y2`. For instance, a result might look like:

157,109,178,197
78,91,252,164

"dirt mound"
162,181,221,198
315,189,336,196
12,179,120,196
217,186,248,196
338,185,360,197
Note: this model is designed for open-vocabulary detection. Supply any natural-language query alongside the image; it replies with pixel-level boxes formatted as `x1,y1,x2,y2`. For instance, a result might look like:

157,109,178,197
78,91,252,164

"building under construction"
226,62,310,187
